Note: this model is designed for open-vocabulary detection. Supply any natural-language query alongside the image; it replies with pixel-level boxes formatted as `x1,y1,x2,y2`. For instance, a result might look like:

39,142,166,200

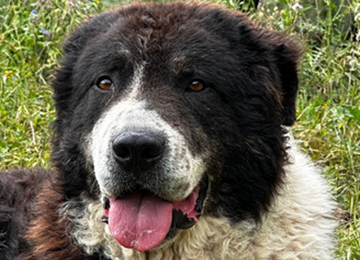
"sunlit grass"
0,0,102,168
1,0,359,258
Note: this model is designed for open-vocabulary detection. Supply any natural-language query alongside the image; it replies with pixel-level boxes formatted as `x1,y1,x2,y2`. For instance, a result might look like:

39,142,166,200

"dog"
0,2,336,259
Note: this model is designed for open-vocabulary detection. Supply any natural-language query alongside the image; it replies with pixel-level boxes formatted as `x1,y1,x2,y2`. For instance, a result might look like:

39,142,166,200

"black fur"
0,169,50,258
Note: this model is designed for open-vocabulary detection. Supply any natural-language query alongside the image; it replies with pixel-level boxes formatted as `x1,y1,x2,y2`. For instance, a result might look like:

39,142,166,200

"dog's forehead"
72,3,250,90
107,4,236,66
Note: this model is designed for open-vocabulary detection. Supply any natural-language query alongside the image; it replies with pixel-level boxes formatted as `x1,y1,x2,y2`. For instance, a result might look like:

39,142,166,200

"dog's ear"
241,24,303,126
271,39,302,126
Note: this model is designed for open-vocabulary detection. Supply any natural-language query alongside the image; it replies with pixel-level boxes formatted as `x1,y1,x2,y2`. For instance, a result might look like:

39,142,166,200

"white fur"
69,138,336,259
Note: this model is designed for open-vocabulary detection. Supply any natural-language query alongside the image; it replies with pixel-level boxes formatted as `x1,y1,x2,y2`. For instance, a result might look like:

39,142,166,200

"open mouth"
102,177,208,251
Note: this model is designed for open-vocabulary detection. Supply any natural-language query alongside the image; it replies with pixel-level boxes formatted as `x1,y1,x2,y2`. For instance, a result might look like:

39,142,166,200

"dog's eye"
189,80,205,92
96,77,114,91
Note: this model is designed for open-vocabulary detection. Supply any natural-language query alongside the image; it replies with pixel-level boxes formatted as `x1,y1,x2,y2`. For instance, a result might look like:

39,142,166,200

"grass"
248,1,360,258
0,0,102,168
1,0,359,258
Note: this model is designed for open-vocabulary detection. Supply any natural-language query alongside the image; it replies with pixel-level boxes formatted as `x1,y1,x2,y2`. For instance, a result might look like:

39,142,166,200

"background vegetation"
0,0,359,258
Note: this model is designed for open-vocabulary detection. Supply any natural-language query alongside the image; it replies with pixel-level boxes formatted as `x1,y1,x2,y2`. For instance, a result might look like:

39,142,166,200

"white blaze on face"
89,66,206,200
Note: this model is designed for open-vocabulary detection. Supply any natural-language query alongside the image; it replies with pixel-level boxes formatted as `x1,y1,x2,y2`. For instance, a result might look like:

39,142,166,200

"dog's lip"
166,175,209,240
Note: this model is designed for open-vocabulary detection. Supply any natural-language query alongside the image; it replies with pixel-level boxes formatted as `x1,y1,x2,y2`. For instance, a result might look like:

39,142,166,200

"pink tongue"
108,192,173,251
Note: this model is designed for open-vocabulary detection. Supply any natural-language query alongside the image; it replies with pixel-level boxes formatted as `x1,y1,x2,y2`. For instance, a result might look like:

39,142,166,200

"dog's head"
51,2,301,252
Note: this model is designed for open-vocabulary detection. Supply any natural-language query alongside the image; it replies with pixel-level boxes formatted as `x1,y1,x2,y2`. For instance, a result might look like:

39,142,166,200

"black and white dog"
0,2,336,259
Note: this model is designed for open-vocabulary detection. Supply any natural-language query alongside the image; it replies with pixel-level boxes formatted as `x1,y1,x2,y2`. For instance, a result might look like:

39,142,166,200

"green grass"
1,0,359,258
248,1,360,258
0,0,102,168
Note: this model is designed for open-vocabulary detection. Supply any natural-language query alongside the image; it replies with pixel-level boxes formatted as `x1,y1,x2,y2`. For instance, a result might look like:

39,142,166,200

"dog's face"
51,2,300,252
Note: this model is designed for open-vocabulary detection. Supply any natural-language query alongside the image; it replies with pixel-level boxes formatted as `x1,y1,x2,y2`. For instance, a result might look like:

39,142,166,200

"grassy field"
1,0,359,258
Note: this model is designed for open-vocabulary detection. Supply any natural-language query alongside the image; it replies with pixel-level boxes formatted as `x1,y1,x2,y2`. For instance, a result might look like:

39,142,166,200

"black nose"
112,131,166,173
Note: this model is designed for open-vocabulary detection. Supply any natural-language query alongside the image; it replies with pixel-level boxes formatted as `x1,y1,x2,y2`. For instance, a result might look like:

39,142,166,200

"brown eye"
189,80,205,92
96,77,114,91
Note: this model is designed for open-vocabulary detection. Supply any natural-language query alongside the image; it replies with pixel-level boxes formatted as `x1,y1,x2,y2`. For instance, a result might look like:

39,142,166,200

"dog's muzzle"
99,128,208,252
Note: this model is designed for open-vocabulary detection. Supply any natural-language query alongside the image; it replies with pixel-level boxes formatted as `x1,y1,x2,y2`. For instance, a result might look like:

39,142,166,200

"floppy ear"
238,19,303,126
273,40,302,126
243,23,302,126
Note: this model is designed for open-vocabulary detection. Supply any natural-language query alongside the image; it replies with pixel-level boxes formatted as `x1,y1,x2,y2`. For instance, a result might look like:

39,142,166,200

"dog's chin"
101,176,208,252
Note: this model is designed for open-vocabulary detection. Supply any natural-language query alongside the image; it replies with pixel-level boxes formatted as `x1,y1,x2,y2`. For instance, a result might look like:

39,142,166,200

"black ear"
273,41,302,126
243,23,302,126
238,20,303,126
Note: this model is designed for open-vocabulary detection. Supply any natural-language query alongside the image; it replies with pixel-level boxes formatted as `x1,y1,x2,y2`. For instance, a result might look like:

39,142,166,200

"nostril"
142,145,163,162
112,133,134,163
113,145,131,161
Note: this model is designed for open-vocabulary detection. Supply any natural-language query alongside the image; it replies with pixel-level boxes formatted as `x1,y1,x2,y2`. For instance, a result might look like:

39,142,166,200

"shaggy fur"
0,2,336,260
